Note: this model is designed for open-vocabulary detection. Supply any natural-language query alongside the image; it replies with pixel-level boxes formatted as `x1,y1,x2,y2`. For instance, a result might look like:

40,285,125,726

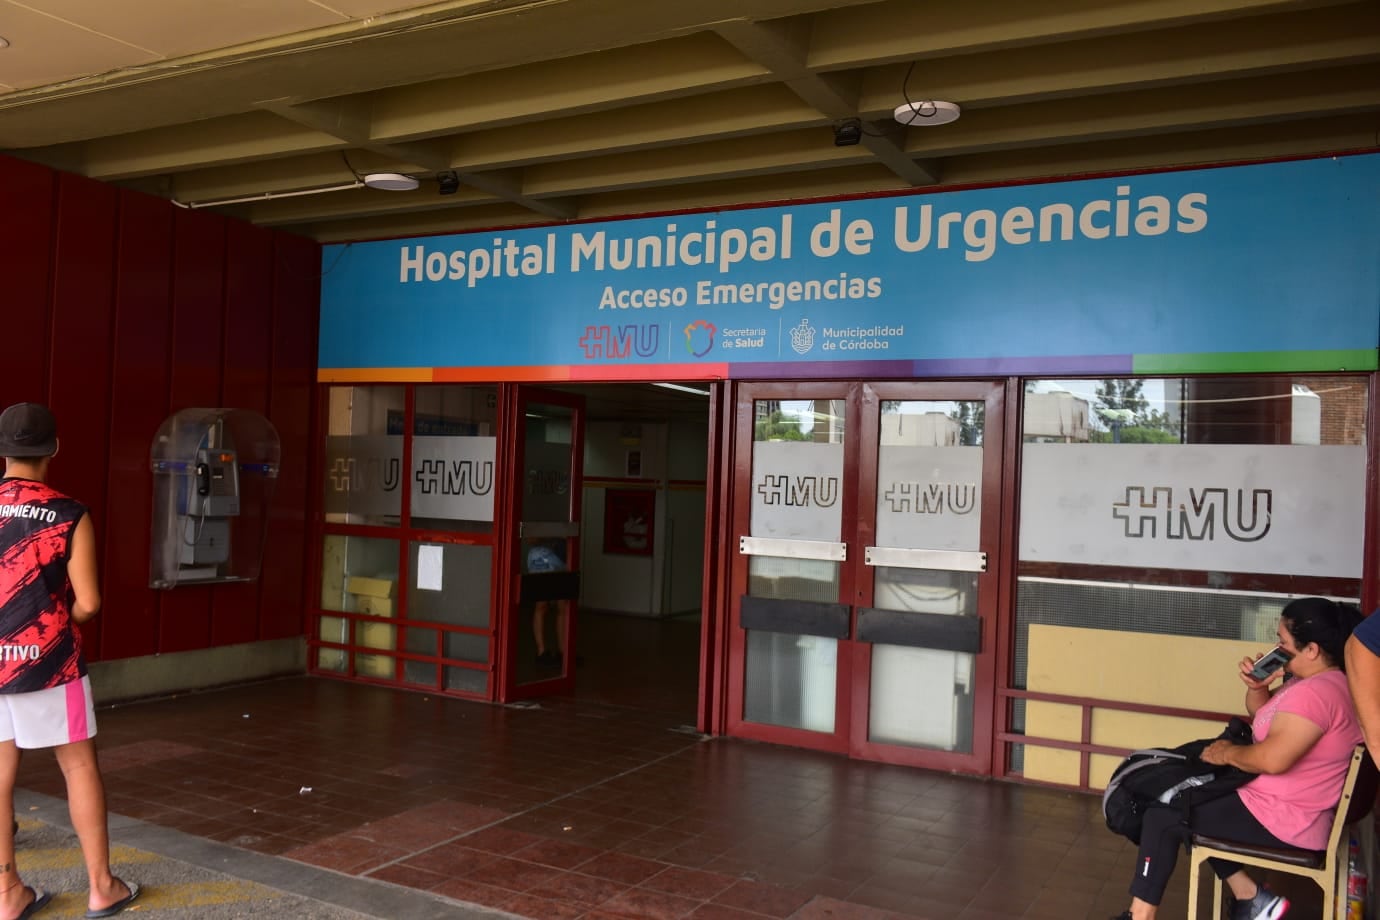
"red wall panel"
46,173,119,657
100,191,174,662
0,158,55,405
260,233,319,641
0,154,319,668
159,208,229,654
212,221,275,647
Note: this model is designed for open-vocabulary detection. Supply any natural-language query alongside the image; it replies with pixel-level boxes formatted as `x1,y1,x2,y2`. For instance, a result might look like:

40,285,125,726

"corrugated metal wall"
0,155,319,661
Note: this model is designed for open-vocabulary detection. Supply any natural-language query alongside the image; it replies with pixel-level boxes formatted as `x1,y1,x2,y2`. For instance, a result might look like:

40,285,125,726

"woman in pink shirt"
1113,596,1363,920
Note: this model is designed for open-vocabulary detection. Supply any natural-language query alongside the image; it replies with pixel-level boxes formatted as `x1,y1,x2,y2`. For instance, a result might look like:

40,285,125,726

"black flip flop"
17,888,50,919
83,880,139,919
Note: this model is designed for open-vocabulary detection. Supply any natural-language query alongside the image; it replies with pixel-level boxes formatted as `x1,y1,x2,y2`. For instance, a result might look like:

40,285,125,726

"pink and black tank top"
0,478,87,692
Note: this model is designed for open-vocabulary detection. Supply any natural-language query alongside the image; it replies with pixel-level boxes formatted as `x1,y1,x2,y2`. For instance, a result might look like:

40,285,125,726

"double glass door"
726,381,1004,773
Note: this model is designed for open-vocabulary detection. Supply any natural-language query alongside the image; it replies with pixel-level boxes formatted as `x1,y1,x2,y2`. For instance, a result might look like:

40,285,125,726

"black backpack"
1102,717,1256,844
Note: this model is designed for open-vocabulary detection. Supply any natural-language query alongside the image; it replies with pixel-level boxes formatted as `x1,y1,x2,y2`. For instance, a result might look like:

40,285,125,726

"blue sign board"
319,154,1380,380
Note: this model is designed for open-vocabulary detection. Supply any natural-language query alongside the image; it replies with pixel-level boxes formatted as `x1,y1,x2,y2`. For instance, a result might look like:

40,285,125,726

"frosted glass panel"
865,401,984,753
407,542,491,628
875,400,983,552
873,568,976,616
446,667,487,694
323,386,404,526
747,556,840,602
742,397,845,734
744,630,836,733
870,646,974,751
750,399,845,540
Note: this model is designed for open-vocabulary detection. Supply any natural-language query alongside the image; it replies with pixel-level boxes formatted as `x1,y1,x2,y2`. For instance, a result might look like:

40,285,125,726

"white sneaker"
1231,885,1289,920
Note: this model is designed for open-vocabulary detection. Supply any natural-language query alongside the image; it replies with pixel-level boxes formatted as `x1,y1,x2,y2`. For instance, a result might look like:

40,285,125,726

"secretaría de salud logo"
684,320,716,358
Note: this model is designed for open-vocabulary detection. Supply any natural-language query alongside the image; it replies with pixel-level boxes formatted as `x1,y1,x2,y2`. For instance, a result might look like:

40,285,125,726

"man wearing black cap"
0,404,138,919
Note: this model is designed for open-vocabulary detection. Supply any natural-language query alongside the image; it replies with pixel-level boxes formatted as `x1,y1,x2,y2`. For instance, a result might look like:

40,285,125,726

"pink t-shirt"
1237,669,1361,849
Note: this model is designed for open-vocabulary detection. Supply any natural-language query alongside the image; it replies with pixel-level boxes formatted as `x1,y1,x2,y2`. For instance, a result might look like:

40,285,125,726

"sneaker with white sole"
1231,884,1289,920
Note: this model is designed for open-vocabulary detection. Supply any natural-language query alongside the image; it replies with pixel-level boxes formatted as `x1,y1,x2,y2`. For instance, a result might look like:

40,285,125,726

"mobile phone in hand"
1249,646,1292,681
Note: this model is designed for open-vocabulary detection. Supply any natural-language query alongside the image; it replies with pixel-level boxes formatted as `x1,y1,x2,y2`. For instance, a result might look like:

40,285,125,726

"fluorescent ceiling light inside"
652,382,710,396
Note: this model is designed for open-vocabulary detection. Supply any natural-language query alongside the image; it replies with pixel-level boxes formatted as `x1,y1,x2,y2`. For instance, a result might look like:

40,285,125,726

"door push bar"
864,546,987,572
738,536,847,562
520,521,581,538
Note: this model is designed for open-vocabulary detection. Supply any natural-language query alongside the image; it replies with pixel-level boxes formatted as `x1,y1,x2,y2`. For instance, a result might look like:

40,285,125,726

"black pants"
1130,793,1287,906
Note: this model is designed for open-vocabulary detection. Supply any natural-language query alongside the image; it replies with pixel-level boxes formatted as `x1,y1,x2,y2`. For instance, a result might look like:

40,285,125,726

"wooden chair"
1186,744,1377,920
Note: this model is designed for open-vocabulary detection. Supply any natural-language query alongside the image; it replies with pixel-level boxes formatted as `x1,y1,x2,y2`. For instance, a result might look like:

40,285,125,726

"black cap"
0,403,58,458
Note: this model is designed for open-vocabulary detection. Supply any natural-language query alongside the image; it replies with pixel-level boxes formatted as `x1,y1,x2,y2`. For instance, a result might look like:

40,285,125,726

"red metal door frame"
723,379,1006,772
697,380,732,735
497,385,585,702
845,380,1005,775
724,381,861,755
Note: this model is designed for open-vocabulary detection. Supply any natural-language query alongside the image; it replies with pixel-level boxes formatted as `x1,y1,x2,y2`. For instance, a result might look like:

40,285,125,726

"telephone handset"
185,449,240,516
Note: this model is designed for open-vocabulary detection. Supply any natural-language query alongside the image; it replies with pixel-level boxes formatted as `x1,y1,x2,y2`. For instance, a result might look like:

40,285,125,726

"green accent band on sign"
1133,349,1378,375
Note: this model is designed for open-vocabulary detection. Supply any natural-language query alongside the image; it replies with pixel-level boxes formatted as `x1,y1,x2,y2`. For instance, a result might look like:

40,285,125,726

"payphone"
179,447,240,568
187,448,241,517
150,409,279,588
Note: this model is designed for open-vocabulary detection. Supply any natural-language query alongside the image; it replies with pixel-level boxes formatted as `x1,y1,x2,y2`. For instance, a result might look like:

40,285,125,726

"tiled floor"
14,613,1324,919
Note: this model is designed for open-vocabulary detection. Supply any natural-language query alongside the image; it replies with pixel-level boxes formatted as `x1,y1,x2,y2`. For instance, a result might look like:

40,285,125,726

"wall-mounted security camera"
437,171,460,195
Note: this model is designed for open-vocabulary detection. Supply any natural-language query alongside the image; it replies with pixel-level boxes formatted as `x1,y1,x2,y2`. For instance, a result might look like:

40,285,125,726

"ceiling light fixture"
172,180,364,209
893,100,960,127
363,172,419,191
651,382,711,396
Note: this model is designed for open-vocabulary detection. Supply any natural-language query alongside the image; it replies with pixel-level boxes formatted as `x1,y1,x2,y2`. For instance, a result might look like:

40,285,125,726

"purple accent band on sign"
911,354,1132,376
730,354,1131,380
730,360,916,379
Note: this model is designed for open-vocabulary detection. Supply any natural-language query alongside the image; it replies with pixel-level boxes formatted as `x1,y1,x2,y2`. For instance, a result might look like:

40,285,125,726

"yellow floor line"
17,845,162,872
113,879,284,909
36,880,285,917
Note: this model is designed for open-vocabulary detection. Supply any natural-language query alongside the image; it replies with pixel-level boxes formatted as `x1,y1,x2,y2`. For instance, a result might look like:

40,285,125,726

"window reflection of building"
1023,391,1089,443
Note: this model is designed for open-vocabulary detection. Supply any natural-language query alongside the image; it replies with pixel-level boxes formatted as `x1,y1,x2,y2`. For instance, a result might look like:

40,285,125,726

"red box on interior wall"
603,489,654,556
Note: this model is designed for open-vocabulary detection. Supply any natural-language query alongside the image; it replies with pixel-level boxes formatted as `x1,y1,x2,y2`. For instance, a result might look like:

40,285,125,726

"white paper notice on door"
417,544,444,591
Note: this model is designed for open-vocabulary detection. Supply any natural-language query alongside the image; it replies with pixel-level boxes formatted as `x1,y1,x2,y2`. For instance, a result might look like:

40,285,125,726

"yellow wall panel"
354,653,394,678
1023,624,1270,787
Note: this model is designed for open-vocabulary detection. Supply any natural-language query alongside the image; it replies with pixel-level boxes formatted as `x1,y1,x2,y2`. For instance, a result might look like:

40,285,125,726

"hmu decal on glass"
414,460,494,496
1112,486,1272,542
883,482,977,515
328,456,400,494
755,475,840,507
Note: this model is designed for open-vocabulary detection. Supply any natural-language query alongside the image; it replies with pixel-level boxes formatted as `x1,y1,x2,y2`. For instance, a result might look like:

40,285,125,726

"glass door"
849,382,1003,773
725,381,1004,771
726,383,856,753
501,387,584,701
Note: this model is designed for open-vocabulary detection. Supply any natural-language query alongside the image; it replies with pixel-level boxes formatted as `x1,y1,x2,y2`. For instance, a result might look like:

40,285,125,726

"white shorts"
0,676,97,749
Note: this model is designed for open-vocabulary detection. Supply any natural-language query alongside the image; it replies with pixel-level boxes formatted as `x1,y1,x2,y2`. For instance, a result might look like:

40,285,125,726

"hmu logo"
756,475,840,508
328,457,400,493
414,460,494,497
884,481,977,515
1112,486,1272,542
579,324,660,359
